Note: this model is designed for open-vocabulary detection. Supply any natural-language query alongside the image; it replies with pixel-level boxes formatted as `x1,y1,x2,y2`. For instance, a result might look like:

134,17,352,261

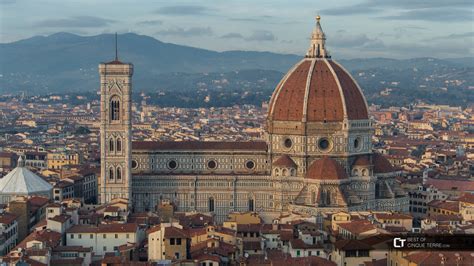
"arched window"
362,169,368,176
109,167,114,180
248,198,254,212
311,191,316,204
116,138,122,152
290,169,296,176
116,167,122,180
282,169,288,176
110,97,120,121
326,190,331,206
208,197,215,212
109,138,114,152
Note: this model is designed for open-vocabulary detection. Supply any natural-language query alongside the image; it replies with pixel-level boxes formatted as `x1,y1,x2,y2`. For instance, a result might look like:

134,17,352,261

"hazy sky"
1,0,473,59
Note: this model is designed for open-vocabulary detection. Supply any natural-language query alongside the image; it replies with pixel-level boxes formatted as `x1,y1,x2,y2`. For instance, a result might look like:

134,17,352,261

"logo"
393,237,406,248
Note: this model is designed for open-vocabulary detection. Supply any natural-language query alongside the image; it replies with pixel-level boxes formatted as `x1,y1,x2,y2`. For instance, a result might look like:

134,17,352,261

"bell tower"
99,34,133,204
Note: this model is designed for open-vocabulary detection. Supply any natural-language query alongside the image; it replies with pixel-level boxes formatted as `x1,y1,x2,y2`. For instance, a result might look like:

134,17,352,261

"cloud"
36,16,115,28
330,30,385,49
155,5,214,16
380,8,473,22
323,0,472,22
423,31,474,41
156,27,213,37
220,32,244,39
136,20,163,26
245,30,276,41
228,18,262,22
323,4,379,16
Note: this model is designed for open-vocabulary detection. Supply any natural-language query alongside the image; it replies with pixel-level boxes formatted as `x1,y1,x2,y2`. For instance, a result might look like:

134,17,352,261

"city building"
99,16,408,222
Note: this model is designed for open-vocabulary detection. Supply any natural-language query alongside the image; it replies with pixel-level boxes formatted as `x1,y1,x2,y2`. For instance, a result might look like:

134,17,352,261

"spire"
306,15,329,58
115,32,118,61
17,156,25,167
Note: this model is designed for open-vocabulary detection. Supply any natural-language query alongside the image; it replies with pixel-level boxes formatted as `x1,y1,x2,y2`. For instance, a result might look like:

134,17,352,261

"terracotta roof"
164,226,188,239
428,214,462,222
67,223,138,233
374,213,412,220
246,252,336,266
29,196,50,207
49,258,83,266
243,241,261,250
268,58,368,122
334,239,373,251
15,229,62,249
458,193,474,204
427,200,460,212
0,212,18,225
373,153,395,173
132,141,267,151
273,155,297,168
306,157,348,180
338,220,376,235
404,251,474,266
49,214,71,223
426,178,474,192
353,155,371,166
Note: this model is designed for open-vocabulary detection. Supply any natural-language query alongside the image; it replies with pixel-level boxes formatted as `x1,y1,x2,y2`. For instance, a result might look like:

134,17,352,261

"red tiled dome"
268,59,368,123
273,155,297,168
306,157,348,180
373,153,395,173
353,155,371,166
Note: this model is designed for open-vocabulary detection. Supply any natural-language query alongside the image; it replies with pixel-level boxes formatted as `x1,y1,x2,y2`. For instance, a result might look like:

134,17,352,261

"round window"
167,160,178,170
207,160,217,169
283,138,293,149
131,160,138,169
245,160,255,170
318,138,331,151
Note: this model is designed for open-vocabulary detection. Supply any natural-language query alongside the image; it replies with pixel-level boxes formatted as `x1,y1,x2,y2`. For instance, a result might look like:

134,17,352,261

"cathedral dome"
306,157,348,180
273,155,297,168
267,17,368,124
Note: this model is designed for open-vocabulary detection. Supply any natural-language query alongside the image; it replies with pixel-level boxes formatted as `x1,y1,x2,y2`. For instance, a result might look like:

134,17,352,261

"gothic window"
311,191,316,204
248,198,255,212
362,169,368,176
282,169,288,176
109,167,114,180
110,97,121,121
326,190,331,206
116,138,121,152
109,138,114,152
116,167,122,180
208,197,215,212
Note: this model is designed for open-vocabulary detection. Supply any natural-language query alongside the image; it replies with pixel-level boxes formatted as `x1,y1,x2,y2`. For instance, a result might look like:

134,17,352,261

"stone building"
99,16,408,222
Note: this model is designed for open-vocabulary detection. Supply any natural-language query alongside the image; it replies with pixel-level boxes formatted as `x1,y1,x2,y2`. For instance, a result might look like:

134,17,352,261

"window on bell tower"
110,97,121,121
116,167,122,180
109,167,114,180
109,138,114,152
116,138,121,152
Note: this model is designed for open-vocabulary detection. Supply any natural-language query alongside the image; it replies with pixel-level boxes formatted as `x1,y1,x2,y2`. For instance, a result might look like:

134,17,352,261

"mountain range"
0,32,472,107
